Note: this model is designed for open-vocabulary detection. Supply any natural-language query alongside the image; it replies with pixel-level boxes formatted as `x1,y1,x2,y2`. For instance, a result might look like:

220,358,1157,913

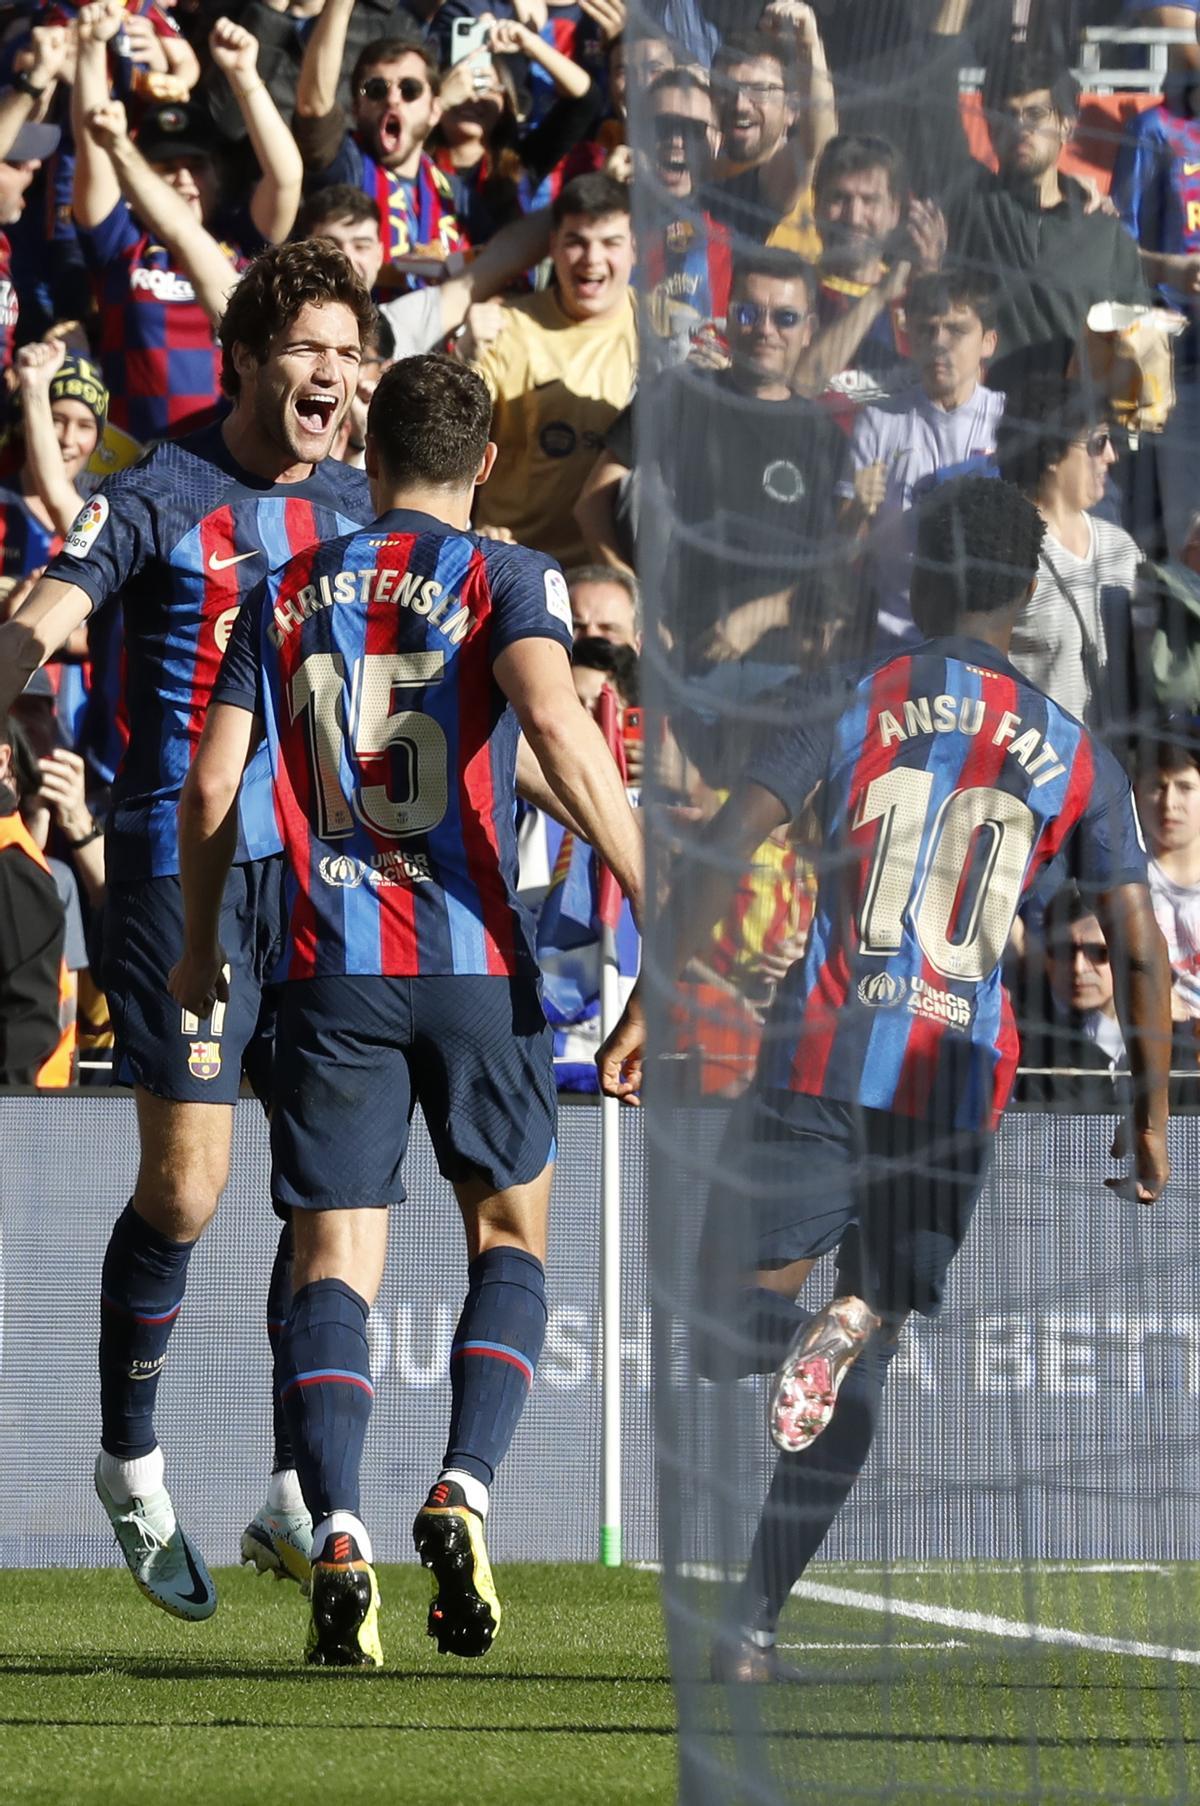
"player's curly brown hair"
218,240,376,398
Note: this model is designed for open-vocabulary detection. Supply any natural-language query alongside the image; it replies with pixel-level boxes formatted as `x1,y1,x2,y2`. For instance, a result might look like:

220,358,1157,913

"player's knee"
132,1151,229,1238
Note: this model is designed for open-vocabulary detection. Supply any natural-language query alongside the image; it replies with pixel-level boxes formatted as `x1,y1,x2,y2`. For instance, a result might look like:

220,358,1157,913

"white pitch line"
796,1579,1200,1666
779,1640,967,1652
836,1562,1168,1577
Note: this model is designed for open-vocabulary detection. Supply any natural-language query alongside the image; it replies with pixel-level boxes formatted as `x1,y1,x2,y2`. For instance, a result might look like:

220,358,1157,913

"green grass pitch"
2,1562,1199,1804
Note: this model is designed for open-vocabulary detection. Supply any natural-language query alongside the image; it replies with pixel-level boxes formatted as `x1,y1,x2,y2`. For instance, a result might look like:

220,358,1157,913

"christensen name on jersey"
267,561,473,648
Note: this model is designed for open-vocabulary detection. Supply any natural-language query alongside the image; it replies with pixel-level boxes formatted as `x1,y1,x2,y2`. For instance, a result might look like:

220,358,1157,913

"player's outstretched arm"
0,577,93,721
495,637,643,920
1098,881,1173,1204
170,701,260,1019
596,779,791,1104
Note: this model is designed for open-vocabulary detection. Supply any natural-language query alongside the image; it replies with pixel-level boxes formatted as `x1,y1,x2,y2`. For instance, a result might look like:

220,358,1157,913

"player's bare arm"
495,636,644,920
1097,881,1173,1203
0,576,93,719
597,778,791,1104
514,733,598,841
169,701,261,1019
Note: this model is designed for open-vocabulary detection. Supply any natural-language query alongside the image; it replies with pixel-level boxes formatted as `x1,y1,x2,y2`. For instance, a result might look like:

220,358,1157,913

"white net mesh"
625,4,1200,1799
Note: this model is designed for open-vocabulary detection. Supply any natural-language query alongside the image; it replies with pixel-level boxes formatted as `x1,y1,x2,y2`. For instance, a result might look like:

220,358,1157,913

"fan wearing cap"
296,0,466,276
0,24,71,370
5,340,113,749
70,1,304,445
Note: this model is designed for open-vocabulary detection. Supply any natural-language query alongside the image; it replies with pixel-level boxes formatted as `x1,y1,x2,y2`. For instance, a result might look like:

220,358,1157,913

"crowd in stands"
2,0,1200,1105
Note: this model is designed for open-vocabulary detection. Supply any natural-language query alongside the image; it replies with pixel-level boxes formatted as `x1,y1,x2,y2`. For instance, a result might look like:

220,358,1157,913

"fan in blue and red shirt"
71,7,305,444
295,8,466,279
36,0,200,105
2,346,112,749
167,351,642,1667
1112,72,1200,555
433,15,602,245
0,118,60,374
598,475,1171,1682
73,93,248,443
638,67,732,353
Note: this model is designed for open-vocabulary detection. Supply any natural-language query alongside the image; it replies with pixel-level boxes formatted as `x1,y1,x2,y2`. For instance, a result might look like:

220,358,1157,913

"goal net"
625,3,1200,1800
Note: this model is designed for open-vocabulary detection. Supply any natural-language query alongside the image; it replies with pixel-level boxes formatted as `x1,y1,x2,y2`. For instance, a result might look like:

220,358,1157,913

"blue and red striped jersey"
748,639,1148,1131
44,424,371,880
311,142,466,269
212,507,574,980
640,214,733,337
78,199,248,444
528,5,605,122
0,485,60,579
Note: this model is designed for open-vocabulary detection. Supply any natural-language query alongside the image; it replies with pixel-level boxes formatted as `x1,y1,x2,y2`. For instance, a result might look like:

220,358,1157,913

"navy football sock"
694,1285,811,1381
443,1247,547,1488
266,1220,295,1474
739,1336,898,1635
278,1279,373,1521
99,1200,196,1460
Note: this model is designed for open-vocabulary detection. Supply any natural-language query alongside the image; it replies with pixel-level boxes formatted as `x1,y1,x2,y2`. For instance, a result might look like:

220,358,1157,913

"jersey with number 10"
213,508,574,981
747,639,1148,1131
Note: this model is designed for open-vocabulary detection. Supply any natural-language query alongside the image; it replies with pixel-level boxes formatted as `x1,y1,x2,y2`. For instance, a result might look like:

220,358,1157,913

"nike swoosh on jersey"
208,550,261,571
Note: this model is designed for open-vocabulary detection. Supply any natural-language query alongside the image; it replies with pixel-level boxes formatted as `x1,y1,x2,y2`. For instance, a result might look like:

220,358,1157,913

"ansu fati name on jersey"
876,691,1069,788
268,558,471,650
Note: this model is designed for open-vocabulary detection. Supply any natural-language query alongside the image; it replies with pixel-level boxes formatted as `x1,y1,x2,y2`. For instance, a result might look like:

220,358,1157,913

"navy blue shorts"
270,974,557,1211
100,859,284,1106
703,1089,993,1318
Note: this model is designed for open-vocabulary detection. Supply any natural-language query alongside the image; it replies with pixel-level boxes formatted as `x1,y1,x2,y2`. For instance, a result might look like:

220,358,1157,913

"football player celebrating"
599,476,1171,1681
170,354,642,1666
0,239,376,1623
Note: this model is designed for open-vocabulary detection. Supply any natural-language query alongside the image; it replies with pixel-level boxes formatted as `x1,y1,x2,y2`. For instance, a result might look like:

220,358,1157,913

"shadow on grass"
0,1657,672,1685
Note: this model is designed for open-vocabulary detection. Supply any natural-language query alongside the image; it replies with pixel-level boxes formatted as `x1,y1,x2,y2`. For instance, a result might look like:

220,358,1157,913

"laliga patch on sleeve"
544,568,572,628
63,494,110,560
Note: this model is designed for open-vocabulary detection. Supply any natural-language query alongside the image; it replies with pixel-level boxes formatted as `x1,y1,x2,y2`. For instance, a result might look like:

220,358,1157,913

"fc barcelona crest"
188,1041,222,1081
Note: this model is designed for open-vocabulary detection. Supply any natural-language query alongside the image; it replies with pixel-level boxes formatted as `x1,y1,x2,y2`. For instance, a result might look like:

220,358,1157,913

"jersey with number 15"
747,638,1149,1132
213,508,575,981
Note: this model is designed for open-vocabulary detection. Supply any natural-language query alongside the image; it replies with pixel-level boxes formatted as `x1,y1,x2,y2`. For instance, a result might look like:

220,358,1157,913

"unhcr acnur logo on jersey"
857,973,907,1008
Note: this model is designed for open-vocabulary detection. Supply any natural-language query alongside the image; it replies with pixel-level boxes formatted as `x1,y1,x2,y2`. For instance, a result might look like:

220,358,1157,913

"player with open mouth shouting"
0,238,376,1626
